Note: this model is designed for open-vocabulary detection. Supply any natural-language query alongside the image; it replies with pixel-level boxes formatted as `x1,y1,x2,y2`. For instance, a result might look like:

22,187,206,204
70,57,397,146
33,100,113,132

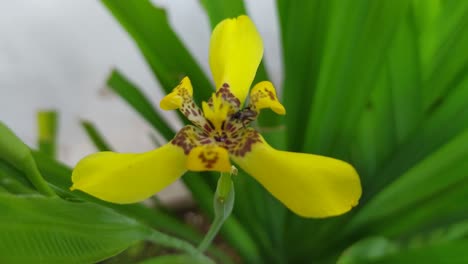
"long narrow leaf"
80,120,113,151
101,0,213,103
107,69,174,141
37,110,58,158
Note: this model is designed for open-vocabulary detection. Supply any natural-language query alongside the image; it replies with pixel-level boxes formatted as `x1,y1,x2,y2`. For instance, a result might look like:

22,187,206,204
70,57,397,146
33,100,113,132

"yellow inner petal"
160,76,193,110
71,143,187,204
202,94,231,132
232,139,362,218
250,81,286,115
209,15,263,105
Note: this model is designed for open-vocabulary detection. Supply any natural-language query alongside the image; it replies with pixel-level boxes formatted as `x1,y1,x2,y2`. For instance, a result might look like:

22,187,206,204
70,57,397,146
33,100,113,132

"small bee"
230,107,257,127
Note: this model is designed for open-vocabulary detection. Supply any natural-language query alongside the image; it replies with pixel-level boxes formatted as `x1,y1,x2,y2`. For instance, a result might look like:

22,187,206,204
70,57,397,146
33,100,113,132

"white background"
0,0,282,202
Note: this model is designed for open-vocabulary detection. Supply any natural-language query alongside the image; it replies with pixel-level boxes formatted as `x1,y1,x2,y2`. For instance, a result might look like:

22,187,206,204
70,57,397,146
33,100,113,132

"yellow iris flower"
71,15,361,218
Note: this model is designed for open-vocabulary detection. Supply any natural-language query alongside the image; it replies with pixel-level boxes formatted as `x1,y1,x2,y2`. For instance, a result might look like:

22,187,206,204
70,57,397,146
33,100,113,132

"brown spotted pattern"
171,83,265,158
178,96,207,129
197,149,220,169
249,85,276,111
214,83,241,109
171,125,213,154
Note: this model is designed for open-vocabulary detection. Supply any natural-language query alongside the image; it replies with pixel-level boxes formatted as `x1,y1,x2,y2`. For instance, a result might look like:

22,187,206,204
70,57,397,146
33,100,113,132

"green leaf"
80,120,113,151
0,194,206,263
139,254,214,264
351,69,396,183
280,0,332,151
387,7,423,144
371,240,468,264
364,75,468,200
0,194,148,263
106,69,174,141
422,1,468,110
337,237,399,264
303,0,409,156
0,122,55,197
0,161,36,195
37,110,58,158
199,0,245,27
350,129,468,231
338,236,468,264
101,0,213,103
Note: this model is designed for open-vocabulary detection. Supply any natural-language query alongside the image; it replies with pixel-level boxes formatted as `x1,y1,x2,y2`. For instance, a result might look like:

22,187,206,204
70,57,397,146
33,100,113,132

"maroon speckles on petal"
227,128,262,157
216,84,241,109
203,124,213,132
171,126,211,154
168,79,263,159
198,150,219,169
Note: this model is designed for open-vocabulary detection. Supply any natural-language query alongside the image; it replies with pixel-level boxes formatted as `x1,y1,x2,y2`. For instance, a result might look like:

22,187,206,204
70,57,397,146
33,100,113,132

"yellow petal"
187,145,231,172
202,94,231,132
209,15,263,105
250,81,286,115
160,76,193,110
231,140,362,218
71,143,186,204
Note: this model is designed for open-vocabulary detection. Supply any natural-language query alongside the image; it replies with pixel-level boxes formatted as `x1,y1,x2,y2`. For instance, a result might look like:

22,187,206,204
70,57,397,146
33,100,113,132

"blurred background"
0,0,281,165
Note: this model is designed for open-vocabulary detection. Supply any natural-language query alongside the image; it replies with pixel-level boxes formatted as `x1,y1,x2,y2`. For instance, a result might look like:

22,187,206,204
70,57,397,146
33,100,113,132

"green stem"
147,229,213,263
198,170,235,252
37,110,58,158
197,215,225,253
147,229,200,255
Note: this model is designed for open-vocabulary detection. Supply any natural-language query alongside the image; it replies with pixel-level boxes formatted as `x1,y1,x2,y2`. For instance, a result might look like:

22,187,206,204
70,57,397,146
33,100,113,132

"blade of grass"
37,110,58,158
107,69,175,141
387,6,423,144
338,236,468,264
304,0,409,157
350,128,468,231
351,69,396,185
370,240,468,264
199,0,245,27
80,120,113,151
364,75,468,200
422,1,468,110
370,178,468,238
101,0,213,103
280,0,332,152
283,1,408,260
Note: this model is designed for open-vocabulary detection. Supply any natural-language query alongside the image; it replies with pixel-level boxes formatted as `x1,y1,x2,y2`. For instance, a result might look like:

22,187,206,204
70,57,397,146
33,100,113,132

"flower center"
161,79,284,157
